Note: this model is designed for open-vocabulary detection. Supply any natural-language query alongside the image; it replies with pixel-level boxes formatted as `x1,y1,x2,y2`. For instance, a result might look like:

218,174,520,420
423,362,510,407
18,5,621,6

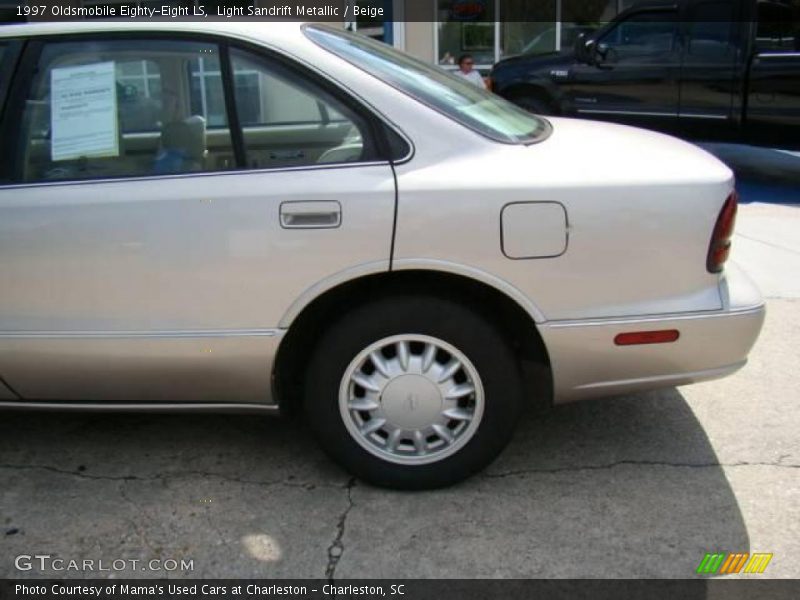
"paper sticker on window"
51,61,119,162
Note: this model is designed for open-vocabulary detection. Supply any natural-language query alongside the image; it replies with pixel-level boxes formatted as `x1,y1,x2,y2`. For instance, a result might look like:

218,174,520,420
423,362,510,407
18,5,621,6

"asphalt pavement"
0,203,798,579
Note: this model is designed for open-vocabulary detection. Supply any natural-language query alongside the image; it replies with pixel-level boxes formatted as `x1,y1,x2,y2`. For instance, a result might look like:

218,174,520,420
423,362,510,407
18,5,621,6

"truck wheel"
303,295,523,489
513,95,551,115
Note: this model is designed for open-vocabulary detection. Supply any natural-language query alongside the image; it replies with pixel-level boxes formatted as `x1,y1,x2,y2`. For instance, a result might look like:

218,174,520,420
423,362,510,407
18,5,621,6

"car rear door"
0,38,23,400
567,7,681,130
0,33,398,404
677,0,743,126
0,40,23,108
745,0,800,143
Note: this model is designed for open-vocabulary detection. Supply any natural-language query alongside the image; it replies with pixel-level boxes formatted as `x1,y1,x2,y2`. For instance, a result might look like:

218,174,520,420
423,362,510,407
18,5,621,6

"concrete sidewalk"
732,203,800,298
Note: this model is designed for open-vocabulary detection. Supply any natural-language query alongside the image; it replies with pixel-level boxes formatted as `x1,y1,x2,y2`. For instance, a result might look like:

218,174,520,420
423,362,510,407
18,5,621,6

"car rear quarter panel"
268,26,734,324
391,143,732,322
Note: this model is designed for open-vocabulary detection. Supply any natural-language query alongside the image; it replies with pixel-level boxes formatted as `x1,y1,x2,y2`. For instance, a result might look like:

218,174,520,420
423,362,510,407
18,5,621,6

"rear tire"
303,295,523,489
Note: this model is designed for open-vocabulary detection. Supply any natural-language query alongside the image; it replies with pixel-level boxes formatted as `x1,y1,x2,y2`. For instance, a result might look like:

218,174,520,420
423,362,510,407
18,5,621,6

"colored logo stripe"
719,553,749,574
697,553,726,574
696,552,773,574
744,553,773,574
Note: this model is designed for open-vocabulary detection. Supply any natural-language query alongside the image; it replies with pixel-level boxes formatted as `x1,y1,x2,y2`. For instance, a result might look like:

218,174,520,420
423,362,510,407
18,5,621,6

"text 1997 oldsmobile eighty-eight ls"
0,22,764,488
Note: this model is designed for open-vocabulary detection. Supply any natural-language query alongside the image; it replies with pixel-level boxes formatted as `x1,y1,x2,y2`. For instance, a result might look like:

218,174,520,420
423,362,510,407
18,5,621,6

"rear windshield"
305,25,550,145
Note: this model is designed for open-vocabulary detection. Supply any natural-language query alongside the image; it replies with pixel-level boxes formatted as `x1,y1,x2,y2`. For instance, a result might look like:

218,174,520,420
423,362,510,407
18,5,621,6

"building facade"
392,0,637,71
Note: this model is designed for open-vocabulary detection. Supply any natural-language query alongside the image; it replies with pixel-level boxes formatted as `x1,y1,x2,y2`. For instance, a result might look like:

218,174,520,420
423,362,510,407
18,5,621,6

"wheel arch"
273,266,552,415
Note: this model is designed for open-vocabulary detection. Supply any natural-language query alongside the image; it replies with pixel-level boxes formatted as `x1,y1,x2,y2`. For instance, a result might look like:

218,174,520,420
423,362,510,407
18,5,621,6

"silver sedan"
0,22,764,488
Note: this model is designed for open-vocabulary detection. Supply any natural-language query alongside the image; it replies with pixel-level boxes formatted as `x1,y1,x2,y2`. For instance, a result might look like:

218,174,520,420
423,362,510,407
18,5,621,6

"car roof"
0,20,305,41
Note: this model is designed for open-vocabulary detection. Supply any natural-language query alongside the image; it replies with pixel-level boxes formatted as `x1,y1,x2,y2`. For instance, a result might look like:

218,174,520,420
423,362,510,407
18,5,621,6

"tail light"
615,330,680,346
706,191,738,273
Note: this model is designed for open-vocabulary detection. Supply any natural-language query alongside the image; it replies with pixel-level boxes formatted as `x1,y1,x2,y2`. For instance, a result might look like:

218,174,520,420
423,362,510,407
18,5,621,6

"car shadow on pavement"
338,387,750,578
0,387,747,579
465,387,750,578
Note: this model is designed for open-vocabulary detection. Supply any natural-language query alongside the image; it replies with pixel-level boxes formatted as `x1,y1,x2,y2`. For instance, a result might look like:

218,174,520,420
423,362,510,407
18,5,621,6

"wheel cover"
338,334,485,465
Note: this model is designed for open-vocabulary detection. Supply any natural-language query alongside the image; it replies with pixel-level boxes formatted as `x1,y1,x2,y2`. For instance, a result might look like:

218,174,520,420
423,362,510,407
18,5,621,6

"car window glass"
0,42,7,104
16,39,236,183
598,11,679,60
756,0,800,52
117,59,163,132
305,26,549,145
230,47,369,169
187,53,228,127
687,2,736,58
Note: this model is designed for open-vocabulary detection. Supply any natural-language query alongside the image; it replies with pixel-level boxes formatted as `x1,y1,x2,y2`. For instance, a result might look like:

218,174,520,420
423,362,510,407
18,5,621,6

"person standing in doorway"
455,54,486,89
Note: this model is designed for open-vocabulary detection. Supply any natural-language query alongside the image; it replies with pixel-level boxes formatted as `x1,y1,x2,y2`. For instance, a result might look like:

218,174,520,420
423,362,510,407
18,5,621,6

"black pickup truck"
490,0,800,147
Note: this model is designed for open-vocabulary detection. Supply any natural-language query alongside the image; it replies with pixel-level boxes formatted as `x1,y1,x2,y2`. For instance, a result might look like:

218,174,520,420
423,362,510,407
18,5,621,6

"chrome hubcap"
338,334,485,465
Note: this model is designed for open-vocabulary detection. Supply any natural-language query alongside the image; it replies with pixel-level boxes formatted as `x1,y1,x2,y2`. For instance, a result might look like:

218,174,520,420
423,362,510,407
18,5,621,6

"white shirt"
455,69,486,89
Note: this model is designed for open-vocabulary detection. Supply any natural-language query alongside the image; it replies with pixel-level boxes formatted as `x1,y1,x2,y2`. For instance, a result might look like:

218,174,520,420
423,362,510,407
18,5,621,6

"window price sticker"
51,61,119,162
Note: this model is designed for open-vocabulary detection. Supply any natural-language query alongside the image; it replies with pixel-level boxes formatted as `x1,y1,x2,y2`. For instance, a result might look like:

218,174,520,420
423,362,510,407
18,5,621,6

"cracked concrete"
482,460,800,480
0,203,798,578
325,478,355,581
0,463,347,489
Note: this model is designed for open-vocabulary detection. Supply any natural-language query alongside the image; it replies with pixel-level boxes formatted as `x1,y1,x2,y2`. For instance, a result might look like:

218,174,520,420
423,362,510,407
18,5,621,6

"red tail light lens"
615,330,680,346
706,191,738,273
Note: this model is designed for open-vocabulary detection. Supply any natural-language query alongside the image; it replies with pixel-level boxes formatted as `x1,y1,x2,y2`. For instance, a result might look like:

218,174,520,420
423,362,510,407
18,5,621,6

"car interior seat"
316,124,364,164
154,115,207,174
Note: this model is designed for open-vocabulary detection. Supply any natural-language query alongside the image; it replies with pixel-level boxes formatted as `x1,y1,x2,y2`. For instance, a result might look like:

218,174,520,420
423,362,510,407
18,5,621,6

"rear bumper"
540,263,765,403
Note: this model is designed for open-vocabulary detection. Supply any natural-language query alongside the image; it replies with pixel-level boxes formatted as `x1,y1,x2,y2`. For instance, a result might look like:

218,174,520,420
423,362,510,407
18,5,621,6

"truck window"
756,0,800,52
596,10,679,60
686,2,736,58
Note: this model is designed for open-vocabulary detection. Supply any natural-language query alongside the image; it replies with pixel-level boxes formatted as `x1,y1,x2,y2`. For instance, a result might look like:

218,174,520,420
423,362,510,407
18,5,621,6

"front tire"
303,295,522,489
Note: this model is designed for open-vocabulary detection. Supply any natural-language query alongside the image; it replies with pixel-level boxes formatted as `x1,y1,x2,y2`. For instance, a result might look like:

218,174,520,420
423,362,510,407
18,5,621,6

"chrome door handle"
279,201,341,229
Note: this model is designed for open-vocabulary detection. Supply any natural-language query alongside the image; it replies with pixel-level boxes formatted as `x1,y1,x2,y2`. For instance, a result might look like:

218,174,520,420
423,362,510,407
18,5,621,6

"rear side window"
229,47,374,169
0,41,22,155
0,41,12,97
305,25,549,145
232,52,346,127
596,11,679,59
15,39,235,182
686,1,736,58
0,42,8,111
116,59,163,132
756,0,800,52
